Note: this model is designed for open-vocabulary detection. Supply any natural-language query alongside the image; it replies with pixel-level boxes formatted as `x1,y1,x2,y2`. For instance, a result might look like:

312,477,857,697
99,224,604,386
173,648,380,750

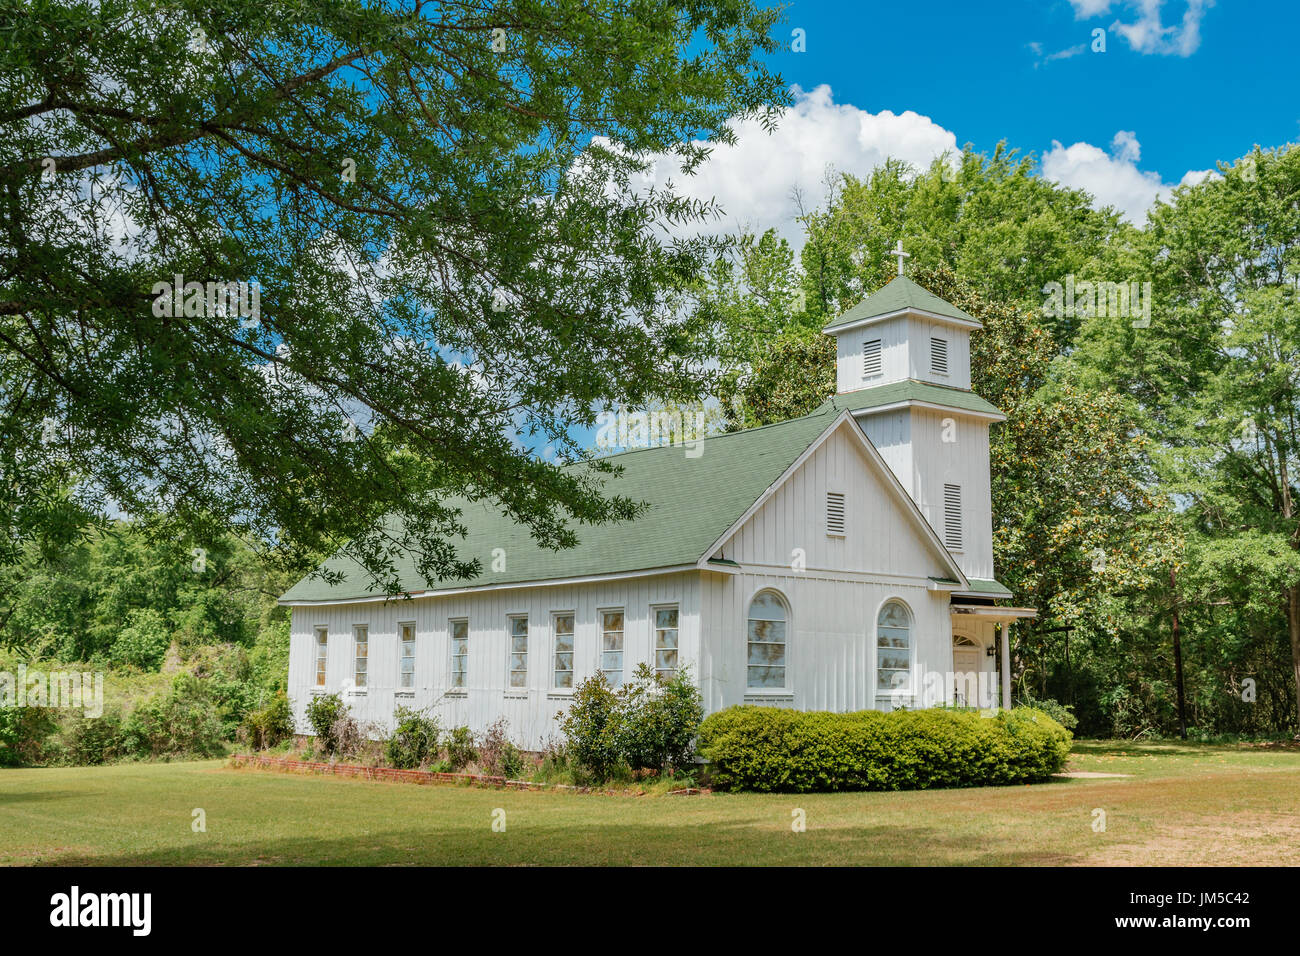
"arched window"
876,601,912,693
747,590,788,688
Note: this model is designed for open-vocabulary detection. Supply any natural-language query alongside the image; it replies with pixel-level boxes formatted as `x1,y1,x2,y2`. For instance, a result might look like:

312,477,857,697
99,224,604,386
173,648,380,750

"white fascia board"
823,307,984,336
278,563,700,607
850,401,1007,424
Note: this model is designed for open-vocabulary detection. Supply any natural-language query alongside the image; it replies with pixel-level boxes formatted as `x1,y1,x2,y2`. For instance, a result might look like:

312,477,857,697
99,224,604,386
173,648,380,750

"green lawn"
3,740,1299,865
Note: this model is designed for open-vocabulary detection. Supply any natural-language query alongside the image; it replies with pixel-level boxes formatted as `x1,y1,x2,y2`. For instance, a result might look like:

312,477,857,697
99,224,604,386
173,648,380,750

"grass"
2,739,1299,866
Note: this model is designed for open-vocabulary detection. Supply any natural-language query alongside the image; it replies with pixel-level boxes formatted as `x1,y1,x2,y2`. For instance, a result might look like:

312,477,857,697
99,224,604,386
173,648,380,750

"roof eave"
823,306,983,336
849,399,1007,423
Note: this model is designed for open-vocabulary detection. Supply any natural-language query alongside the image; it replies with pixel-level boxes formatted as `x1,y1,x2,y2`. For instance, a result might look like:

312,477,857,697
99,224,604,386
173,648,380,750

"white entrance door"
953,646,981,706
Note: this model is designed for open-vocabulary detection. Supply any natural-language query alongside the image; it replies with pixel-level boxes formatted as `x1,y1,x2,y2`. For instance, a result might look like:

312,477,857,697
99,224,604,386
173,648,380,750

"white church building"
280,263,1037,750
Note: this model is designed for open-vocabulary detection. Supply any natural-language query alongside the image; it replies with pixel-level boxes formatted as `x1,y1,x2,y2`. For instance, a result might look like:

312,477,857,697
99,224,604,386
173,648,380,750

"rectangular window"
863,338,882,378
826,491,845,536
553,613,575,689
931,336,949,375
314,627,328,687
450,619,468,689
398,622,415,689
600,609,625,687
509,615,528,688
943,483,963,551
654,606,679,680
353,625,368,688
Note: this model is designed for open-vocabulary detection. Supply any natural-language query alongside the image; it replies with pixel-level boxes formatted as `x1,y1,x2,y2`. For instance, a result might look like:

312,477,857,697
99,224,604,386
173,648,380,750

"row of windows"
314,595,914,695
313,606,680,691
862,335,950,380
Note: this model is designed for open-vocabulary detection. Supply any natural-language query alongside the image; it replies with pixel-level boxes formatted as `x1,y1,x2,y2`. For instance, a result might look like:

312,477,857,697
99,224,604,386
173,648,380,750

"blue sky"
644,0,1298,242
770,0,1296,189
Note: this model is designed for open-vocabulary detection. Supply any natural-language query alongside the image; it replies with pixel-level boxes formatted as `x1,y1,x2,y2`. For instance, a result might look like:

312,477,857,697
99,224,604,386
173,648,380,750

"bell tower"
818,245,1006,590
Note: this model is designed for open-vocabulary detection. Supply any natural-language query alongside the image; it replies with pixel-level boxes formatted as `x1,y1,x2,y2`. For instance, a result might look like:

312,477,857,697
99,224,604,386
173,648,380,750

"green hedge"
697,706,1072,792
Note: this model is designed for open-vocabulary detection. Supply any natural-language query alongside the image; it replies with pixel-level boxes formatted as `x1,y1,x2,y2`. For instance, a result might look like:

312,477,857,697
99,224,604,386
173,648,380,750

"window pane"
748,592,786,622
876,602,911,694
878,602,910,628
748,619,786,643
748,641,785,666
602,610,624,631
655,608,678,629
747,665,785,687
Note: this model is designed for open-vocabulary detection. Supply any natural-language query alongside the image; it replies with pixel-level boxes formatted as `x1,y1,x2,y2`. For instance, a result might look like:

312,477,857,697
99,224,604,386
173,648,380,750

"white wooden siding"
288,572,699,750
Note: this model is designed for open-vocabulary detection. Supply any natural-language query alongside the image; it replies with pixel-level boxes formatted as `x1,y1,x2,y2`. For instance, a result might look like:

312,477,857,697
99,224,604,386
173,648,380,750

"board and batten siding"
907,407,994,581
287,571,699,750
700,422,957,713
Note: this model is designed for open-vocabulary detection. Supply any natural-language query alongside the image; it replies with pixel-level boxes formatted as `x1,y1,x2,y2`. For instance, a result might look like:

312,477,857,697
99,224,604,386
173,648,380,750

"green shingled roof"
823,275,980,333
962,578,1013,597
818,379,1005,419
280,408,840,604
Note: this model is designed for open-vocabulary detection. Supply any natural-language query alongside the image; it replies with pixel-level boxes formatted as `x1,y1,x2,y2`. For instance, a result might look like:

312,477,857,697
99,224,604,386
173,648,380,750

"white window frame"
398,621,416,689
507,614,529,689
652,604,680,681
599,607,625,687
352,624,368,689
875,599,914,706
552,611,575,690
449,618,468,689
746,589,789,691
314,626,328,687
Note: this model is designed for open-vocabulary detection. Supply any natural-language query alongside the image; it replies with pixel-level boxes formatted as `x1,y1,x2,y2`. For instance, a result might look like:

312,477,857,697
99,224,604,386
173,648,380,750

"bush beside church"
698,705,1072,792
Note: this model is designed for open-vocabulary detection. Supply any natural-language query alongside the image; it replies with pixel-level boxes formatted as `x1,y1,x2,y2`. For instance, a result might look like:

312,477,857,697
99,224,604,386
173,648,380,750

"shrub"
558,666,705,782
109,608,172,671
123,672,226,758
558,674,622,781
697,705,1072,792
444,725,476,771
63,707,127,765
616,664,704,775
241,691,296,751
1016,692,1079,731
0,705,58,766
477,717,524,778
330,711,371,761
386,706,439,769
305,693,346,755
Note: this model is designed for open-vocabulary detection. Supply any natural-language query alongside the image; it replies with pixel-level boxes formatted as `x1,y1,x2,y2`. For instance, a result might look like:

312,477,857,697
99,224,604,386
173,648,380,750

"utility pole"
1172,566,1187,740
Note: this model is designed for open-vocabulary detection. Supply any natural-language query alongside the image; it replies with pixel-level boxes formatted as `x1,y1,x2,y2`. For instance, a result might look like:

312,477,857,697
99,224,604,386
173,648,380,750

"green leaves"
0,0,789,597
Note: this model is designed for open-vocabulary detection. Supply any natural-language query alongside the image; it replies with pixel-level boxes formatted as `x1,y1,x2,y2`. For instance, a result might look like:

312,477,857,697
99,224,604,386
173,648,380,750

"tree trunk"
1289,585,1300,735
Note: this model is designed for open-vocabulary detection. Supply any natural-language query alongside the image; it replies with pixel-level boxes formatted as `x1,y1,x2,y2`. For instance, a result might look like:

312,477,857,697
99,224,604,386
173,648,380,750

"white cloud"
640,84,958,248
1066,0,1212,56
1041,131,1207,223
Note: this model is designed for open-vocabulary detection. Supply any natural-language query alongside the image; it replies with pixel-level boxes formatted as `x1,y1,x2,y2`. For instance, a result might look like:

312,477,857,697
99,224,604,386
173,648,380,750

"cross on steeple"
890,240,910,277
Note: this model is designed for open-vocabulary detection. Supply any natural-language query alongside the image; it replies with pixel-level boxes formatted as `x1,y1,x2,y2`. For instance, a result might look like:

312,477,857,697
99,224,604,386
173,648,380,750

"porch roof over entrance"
950,605,1037,624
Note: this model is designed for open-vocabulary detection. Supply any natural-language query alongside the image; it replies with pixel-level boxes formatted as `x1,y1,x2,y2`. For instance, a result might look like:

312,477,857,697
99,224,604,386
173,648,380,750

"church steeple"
819,260,1001,583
